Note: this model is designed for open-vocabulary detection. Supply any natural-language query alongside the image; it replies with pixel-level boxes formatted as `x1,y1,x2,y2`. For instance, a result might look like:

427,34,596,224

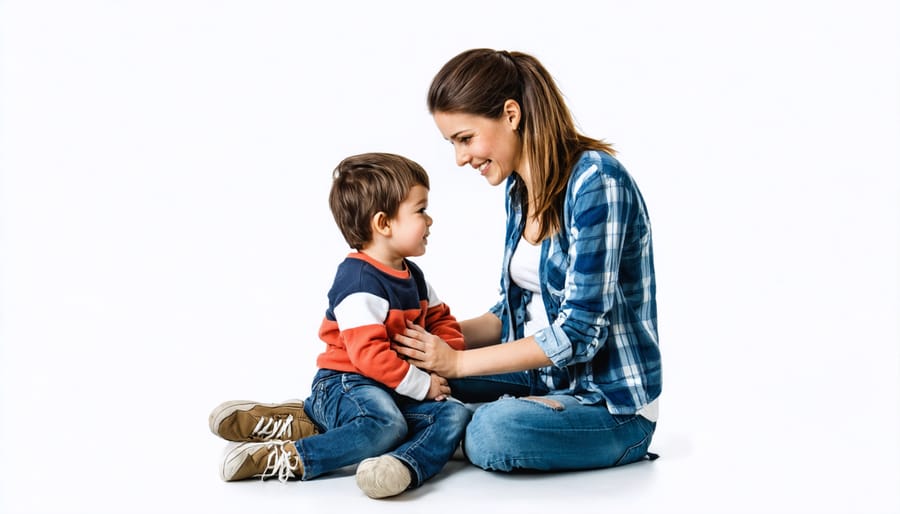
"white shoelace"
258,442,301,483
251,415,294,440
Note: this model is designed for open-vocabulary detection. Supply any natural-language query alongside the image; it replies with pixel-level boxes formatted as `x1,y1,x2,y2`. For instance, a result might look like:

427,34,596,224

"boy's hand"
426,373,450,401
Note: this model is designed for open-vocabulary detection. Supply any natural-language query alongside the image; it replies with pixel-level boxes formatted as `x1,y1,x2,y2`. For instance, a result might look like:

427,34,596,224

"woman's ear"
503,99,522,131
371,211,391,236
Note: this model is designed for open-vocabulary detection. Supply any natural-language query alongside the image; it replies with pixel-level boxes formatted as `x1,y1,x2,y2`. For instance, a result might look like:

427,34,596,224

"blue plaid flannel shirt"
489,150,662,414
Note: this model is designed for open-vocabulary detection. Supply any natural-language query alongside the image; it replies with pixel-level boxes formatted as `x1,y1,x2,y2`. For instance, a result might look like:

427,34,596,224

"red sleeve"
424,303,466,350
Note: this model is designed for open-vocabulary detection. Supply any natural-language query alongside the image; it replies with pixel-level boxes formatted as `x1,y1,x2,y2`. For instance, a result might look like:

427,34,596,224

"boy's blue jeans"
449,372,656,472
296,369,471,487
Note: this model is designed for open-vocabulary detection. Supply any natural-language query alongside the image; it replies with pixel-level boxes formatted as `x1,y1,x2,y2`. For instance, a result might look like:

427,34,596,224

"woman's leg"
296,371,407,480
464,395,656,472
448,371,534,403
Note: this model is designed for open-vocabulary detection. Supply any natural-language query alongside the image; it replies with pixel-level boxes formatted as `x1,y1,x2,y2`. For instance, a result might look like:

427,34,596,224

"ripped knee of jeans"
519,396,565,411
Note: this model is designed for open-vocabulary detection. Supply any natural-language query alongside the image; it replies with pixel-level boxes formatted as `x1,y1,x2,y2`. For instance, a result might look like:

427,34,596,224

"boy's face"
386,184,432,259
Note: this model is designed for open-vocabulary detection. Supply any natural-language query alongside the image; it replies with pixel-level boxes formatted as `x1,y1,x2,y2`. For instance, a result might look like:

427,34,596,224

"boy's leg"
220,440,304,482
387,398,472,487
296,371,408,480
209,400,317,442
464,395,656,472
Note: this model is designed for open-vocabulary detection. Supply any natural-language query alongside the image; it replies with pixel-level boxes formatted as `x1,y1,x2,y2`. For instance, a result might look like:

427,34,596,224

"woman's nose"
454,146,469,167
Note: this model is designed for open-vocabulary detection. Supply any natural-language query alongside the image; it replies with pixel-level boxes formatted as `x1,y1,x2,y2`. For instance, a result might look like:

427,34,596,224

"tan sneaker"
220,440,303,482
355,455,412,498
209,400,317,442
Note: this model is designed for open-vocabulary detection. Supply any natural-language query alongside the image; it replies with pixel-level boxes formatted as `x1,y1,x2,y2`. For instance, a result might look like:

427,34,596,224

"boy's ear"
371,211,391,236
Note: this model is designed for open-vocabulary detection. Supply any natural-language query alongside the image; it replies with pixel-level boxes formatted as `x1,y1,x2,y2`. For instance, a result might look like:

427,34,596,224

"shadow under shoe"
209,400,318,442
221,440,303,482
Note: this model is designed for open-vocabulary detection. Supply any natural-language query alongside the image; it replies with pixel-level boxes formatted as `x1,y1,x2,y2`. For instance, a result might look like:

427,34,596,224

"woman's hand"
393,320,461,378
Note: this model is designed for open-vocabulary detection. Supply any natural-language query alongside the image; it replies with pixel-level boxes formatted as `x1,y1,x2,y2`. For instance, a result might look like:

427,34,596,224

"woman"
393,48,662,472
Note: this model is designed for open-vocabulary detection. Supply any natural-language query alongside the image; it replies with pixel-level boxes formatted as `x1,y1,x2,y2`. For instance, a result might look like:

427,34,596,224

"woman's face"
433,104,523,187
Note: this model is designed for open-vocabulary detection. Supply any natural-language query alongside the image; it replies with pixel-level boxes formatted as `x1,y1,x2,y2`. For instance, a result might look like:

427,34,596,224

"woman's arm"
458,312,503,349
454,336,551,378
394,320,551,378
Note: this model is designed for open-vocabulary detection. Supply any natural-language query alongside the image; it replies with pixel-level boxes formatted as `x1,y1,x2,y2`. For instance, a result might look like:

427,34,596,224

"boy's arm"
422,281,466,350
423,303,466,350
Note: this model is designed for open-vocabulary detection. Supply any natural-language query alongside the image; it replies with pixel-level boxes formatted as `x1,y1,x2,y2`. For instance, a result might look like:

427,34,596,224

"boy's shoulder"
328,255,390,303
332,253,379,283
331,253,414,289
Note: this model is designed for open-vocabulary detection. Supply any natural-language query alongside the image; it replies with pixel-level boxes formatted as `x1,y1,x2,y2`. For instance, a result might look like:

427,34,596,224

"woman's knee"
463,399,530,470
464,397,657,471
461,396,577,471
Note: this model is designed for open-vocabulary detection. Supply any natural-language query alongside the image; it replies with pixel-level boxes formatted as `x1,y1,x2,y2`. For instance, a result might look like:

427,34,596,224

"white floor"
1,388,897,514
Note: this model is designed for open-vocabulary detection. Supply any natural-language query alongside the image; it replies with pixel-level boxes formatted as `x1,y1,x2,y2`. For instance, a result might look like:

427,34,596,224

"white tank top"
509,237,548,336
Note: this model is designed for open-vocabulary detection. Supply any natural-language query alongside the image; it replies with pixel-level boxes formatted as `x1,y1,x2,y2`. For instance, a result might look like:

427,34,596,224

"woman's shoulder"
572,150,625,178
568,150,630,192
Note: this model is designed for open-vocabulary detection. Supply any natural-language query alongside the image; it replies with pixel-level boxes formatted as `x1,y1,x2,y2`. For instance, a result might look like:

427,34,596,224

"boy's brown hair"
329,152,430,250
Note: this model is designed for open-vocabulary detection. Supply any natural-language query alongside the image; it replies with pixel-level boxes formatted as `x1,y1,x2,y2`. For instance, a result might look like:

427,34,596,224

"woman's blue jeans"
295,369,471,487
449,372,656,472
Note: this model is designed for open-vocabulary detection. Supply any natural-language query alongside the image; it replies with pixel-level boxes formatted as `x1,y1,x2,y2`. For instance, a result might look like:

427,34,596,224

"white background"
2,1,898,513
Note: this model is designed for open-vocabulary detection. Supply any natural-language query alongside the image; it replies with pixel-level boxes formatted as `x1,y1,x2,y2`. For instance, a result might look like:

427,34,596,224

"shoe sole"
208,399,305,436
220,441,246,481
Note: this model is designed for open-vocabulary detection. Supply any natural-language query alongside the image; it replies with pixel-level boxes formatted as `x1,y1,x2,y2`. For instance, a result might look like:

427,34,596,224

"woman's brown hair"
427,48,614,241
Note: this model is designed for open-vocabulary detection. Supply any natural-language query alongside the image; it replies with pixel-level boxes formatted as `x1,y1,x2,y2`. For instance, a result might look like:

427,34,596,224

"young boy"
208,153,470,499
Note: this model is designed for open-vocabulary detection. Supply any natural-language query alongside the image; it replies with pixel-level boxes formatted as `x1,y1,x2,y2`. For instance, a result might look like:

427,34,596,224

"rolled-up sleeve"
533,162,631,367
